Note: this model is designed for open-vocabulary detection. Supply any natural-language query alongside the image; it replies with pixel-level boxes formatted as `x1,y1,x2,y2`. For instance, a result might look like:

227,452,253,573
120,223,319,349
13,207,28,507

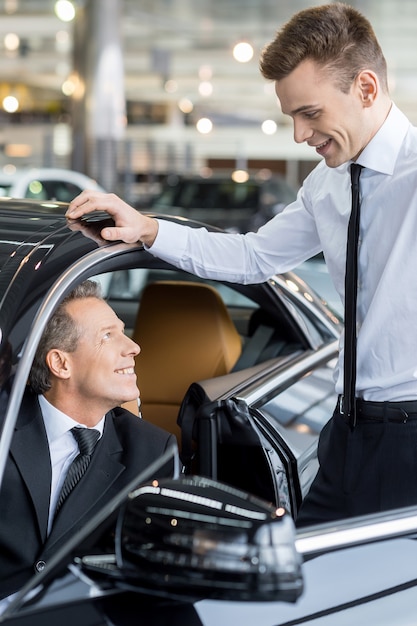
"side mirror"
114,475,303,603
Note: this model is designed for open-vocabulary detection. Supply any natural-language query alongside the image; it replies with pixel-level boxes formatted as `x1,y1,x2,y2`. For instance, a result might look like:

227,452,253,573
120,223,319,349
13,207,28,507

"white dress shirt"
150,103,417,402
38,395,105,535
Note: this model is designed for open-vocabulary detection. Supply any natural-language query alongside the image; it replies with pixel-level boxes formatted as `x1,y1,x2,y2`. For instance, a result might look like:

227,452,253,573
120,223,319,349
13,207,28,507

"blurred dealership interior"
0,0,416,205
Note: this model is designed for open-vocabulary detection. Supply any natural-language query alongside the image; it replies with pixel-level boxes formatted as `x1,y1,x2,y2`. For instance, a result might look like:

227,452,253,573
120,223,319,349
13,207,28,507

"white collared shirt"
149,103,417,402
38,395,105,535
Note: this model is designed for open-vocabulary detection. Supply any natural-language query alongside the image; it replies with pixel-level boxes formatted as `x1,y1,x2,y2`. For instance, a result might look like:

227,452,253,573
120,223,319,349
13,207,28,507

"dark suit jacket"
0,390,177,599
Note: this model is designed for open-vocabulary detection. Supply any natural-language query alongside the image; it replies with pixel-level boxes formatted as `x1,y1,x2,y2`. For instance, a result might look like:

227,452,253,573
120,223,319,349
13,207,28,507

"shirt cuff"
144,218,189,263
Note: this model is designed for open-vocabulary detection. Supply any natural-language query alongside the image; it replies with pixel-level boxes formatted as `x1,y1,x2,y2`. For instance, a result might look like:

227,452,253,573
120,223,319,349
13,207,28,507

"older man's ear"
45,349,71,381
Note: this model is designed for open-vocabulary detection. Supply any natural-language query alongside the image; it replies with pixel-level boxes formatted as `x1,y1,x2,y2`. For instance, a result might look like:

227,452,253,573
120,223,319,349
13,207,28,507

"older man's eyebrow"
98,320,125,334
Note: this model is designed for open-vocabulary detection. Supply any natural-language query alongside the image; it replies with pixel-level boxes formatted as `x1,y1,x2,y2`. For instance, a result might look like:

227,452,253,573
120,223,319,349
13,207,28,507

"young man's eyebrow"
290,104,319,115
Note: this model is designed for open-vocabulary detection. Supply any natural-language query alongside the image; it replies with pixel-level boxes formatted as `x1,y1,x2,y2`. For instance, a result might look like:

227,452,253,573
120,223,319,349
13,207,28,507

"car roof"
0,199,340,368
0,200,116,355
0,167,103,185
0,198,94,279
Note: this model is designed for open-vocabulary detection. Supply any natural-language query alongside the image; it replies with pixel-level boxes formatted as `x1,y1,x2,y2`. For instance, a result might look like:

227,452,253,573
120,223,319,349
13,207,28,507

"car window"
24,180,83,202
97,268,253,306
0,184,12,197
94,268,256,334
154,179,261,212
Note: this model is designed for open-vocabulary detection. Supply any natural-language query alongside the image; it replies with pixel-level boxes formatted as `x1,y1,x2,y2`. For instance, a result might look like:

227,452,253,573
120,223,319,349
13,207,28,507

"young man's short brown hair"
260,2,388,94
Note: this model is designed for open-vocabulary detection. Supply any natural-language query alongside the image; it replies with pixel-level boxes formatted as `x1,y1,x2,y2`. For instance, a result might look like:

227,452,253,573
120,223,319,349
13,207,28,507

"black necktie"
55,427,100,514
343,163,363,428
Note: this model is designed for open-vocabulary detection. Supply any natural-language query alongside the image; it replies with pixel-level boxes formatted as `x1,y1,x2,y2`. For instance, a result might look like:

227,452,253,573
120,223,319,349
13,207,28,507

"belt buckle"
399,408,408,423
338,395,357,429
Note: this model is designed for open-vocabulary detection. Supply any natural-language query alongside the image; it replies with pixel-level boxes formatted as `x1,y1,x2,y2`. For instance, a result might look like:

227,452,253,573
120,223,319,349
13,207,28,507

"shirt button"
34,560,46,573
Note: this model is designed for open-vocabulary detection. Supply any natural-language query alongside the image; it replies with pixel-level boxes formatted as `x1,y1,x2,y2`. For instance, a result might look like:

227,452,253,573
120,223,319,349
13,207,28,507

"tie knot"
71,427,100,456
350,163,363,186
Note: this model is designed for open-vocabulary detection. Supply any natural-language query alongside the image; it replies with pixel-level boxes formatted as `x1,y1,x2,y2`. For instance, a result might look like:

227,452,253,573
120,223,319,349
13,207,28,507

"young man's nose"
293,119,313,144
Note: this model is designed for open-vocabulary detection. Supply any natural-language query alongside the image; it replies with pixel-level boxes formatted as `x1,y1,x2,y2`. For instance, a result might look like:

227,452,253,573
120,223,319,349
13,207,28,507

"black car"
145,173,297,232
0,198,339,510
1,200,417,625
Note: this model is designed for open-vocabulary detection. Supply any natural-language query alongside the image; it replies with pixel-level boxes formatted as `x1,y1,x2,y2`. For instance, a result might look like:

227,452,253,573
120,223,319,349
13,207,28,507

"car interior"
129,280,242,441
1,259,320,520
92,265,310,515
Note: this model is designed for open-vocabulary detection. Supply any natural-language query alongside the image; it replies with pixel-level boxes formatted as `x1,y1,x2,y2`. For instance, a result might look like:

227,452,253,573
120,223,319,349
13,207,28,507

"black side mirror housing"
114,475,303,603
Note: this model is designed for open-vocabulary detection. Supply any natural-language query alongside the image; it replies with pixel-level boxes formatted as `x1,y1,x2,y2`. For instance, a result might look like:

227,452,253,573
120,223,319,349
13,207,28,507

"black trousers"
296,399,417,527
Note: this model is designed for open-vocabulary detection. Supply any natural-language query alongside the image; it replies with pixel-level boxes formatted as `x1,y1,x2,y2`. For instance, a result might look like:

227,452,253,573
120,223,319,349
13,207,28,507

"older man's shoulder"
111,405,174,440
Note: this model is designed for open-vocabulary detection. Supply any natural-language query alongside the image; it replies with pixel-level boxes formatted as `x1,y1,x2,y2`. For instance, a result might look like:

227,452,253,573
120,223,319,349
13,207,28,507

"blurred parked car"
146,172,297,232
2,201,417,625
0,167,105,202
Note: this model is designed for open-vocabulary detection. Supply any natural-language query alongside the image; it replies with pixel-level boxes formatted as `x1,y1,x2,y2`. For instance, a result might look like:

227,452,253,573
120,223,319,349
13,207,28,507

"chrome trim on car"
271,273,342,339
0,242,140,489
237,341,339,408
296,506,417,556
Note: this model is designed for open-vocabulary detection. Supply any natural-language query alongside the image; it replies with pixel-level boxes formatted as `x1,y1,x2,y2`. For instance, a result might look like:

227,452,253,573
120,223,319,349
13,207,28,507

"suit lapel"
46,411,126,551
10,394,52,543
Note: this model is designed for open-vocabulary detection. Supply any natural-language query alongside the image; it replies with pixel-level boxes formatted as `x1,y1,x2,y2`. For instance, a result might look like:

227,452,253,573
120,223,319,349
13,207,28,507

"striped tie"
55,427,100,515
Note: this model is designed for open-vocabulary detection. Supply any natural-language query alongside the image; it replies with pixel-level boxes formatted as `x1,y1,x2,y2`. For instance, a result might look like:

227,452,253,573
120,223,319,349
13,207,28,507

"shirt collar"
39,394,105,445
355,103,410,175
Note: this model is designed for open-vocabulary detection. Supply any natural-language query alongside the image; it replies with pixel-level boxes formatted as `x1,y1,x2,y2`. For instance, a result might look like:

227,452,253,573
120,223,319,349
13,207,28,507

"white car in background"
0,167,105,202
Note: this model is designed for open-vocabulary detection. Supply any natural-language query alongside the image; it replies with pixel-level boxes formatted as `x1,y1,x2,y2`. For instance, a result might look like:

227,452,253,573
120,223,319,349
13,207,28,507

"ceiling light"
178,98,193,114
232,170,249,183
3,95,19,113
198,81,213,97
262,119,277,135
3,164,16,175
63,72,84,99
4,0,17,14
5,144,32,158
53,123,71,156
55,30,71,53
199,167,213,178
164,80,178,93
54,0,76,22
233,42,254,63
196,117,213,134
61,79,75,96
4,33,19,51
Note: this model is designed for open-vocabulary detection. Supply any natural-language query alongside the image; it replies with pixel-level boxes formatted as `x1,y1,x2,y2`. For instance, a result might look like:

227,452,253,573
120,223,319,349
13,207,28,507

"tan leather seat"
131,280,242,442
121,398,140,416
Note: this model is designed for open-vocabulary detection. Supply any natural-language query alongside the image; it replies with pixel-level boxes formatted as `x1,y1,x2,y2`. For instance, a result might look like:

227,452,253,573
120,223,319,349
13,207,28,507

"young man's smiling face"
275,59,375,168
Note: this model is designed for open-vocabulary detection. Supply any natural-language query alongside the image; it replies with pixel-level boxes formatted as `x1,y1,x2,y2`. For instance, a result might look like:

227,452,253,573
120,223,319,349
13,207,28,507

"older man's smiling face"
64,297,140,416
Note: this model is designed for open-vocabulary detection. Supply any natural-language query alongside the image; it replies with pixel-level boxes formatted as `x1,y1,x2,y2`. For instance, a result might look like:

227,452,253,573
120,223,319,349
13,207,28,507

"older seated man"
0,279,177,603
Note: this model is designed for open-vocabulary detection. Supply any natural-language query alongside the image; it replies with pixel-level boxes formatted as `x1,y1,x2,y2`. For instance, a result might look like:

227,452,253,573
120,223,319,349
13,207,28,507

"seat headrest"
132,281,242,405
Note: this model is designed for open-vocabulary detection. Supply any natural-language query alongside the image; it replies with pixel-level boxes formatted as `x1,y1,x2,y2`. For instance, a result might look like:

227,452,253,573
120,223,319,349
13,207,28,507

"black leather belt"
337,395,417,423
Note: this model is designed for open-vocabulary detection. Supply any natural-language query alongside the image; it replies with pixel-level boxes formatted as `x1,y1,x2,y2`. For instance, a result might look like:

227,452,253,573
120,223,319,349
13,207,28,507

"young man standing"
67,4,417,526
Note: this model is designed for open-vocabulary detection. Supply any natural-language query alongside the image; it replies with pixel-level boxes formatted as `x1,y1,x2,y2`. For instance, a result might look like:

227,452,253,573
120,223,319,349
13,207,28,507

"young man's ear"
357,69,378,106
45,349,71,380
